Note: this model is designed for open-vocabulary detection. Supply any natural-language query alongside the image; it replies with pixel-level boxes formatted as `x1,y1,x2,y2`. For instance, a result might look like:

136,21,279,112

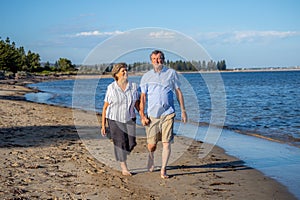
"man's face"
151,53,164,69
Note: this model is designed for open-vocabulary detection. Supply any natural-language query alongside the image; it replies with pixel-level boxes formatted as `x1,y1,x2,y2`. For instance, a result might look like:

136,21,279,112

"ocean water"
25,70,300,198
26,70,300,147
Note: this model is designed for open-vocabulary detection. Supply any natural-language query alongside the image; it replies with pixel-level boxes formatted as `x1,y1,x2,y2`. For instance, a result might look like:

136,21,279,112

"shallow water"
25,71,300,199
26,71,300,146
175,122,300,199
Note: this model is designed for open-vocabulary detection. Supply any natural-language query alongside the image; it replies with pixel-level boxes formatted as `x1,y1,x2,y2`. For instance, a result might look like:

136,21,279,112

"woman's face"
116,67,128,81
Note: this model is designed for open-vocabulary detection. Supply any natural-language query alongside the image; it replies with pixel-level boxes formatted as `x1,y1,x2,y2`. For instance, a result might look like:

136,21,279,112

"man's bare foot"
148,165,155,172
147,156,154,172
160,168,169,179
160,174,169,179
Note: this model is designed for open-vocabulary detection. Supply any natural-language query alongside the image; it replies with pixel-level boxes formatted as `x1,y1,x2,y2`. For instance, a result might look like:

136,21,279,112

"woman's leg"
108,119,129,162
127,118,137,152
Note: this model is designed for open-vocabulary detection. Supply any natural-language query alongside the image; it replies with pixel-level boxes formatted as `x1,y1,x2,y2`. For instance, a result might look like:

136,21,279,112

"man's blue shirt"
140,66,181,118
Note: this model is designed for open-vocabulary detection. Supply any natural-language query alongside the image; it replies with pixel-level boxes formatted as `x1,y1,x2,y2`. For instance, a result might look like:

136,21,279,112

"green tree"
0,37,21,73
0,39,8,71
0,37,42,73
43,61,51,71
217,60,227,70
56,58,76,72
26,50,41,72
17,46,27,71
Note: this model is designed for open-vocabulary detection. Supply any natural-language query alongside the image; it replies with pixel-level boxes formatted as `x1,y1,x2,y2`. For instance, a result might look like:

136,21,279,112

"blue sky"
1,0,299,68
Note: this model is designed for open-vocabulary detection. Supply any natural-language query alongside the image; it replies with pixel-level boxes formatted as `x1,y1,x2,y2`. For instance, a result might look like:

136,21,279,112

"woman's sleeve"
104,85,111,103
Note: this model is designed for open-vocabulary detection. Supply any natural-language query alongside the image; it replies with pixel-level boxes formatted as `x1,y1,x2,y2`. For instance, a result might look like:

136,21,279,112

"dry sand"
0,79,297,200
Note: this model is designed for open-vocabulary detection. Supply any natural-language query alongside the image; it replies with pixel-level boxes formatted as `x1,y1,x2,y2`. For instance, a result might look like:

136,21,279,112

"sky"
1,0,300,68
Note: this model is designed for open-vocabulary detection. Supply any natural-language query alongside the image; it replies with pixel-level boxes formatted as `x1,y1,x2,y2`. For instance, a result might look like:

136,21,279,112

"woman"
101,63,139,176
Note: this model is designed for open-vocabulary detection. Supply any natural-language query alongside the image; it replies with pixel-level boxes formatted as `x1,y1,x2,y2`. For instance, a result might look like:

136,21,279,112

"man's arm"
139,93,150,126
175,88,187,123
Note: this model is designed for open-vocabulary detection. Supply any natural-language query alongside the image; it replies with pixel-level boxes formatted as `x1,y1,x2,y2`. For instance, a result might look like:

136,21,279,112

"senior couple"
101,50,187,178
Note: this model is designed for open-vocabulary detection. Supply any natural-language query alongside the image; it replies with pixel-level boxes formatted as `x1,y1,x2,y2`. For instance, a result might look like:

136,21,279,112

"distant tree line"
0,37,76,76
79,59,226,74
167,60,226,71
1,37,227,77
130,60,226,72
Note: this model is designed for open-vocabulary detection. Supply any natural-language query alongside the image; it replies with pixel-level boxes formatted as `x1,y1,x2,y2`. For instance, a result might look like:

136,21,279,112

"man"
139,50,187,179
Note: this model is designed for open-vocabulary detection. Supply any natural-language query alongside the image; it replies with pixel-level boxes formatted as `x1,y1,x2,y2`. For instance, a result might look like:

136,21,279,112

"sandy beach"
0,78,297,200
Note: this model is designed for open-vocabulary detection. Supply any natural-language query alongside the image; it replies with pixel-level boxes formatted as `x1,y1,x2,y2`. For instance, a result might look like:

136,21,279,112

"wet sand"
0,79,297,199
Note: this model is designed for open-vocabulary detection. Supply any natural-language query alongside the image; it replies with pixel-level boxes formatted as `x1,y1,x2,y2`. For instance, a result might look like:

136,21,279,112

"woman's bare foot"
122,171,132,176
120,162,131,176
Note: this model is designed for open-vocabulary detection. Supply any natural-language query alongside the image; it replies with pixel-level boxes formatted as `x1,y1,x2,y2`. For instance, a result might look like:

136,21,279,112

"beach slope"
0,82,296,199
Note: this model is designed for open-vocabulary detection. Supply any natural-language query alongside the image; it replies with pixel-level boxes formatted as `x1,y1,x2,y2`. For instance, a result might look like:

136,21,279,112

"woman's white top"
104,81,139,123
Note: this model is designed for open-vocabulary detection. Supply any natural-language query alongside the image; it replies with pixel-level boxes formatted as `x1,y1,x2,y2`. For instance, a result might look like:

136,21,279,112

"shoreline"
23,73,300,149
0,78,298,199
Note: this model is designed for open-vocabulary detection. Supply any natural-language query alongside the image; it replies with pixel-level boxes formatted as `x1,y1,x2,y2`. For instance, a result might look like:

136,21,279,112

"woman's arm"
101,101,109,136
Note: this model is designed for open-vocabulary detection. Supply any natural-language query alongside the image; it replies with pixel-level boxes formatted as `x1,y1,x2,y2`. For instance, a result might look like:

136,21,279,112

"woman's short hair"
111,62,127,80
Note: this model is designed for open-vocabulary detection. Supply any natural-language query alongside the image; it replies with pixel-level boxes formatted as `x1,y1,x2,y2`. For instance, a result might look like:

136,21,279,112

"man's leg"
145,116,159,172
147,144,156,172
160,113,175,178
161,142,171,178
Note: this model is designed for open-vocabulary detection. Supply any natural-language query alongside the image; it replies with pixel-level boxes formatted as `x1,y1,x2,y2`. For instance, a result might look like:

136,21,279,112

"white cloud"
197,30,300,44
233,31,299,42
73,30,124,37
149,31,176,39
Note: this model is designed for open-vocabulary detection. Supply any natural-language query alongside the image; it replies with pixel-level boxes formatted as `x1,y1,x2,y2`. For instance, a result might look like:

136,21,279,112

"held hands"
140,113,186,125
141,116,150,126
